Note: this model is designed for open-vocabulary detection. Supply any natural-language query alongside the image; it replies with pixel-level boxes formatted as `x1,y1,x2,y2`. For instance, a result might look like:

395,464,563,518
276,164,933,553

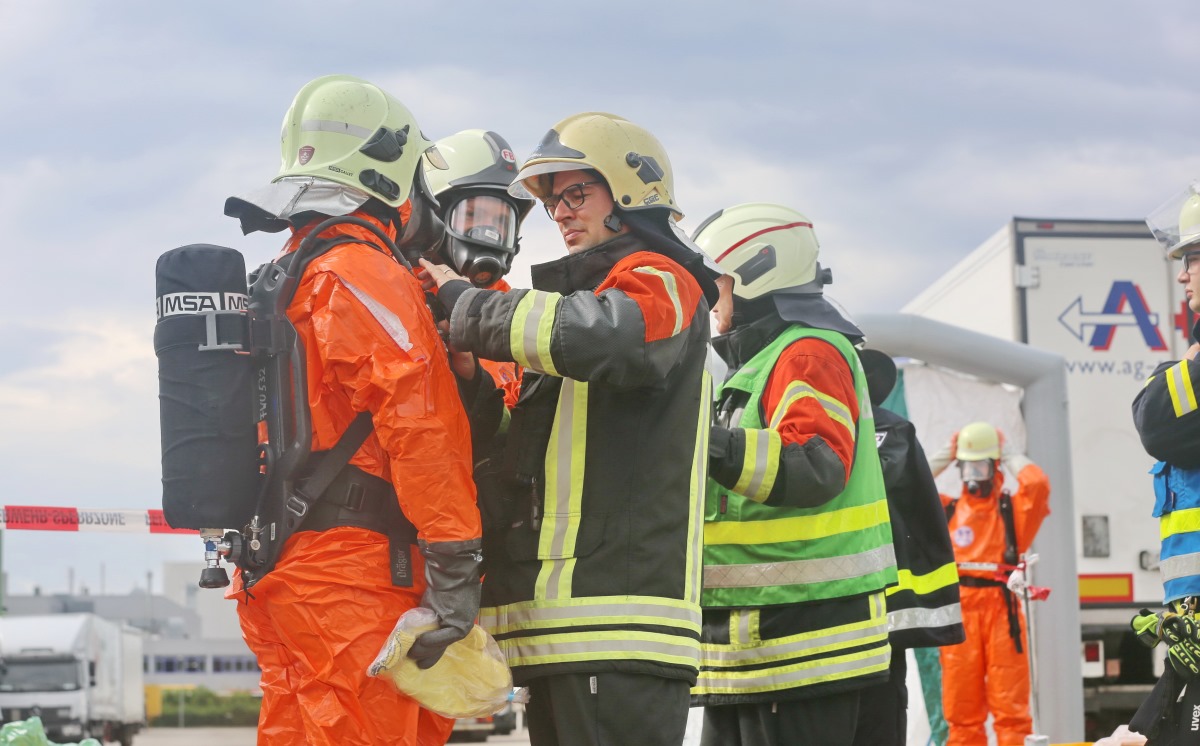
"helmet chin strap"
603,212,623,233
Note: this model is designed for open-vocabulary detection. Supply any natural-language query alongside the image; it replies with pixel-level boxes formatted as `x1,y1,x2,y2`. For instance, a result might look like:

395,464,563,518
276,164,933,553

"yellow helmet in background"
510,112,681,220
277,74,445,208
956,422,1001,461
692,203,825,301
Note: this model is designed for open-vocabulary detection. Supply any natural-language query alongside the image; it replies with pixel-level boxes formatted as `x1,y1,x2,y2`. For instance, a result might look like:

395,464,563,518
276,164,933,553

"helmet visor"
959,459,995,483
1147,181,1200,258
446,194,519,250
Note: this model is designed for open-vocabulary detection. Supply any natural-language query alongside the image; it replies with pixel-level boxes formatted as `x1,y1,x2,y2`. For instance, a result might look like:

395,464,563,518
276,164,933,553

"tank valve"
198,528,232,589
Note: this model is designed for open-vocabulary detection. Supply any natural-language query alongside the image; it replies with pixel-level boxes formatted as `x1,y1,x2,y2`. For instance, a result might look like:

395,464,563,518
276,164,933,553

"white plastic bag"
368,607,513,718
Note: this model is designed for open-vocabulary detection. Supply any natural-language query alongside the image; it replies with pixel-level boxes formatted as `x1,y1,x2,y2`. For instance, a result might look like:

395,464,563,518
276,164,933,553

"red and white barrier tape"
0,506,193,535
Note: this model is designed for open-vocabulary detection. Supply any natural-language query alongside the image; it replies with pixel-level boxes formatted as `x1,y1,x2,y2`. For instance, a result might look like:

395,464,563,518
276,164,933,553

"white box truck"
903,217,1185,737
0,613,145,745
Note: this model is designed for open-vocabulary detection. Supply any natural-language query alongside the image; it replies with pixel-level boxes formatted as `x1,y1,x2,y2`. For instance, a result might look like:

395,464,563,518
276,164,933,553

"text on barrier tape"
0,506,194,534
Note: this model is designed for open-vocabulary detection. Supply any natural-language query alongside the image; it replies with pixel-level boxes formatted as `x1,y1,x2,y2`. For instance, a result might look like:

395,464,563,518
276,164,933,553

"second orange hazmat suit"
939,445,1050,746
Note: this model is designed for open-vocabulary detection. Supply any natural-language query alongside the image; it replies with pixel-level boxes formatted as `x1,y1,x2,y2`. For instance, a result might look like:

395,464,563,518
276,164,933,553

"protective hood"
620,208,720,307
771,288,864,343
225,176,373,235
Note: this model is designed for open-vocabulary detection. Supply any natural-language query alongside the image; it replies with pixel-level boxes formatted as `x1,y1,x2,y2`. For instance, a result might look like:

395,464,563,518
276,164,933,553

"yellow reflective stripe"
497,630,700,669
768,381,855,440
1162,507,1200,540
509,290,561,377
684,370,711,604
632,266,683,337
885,562,960,597
1167,361,1198,418
702,604,886,667
480,595,701,635
694,642,889,695
728,609,761,645
704,499,890,546
534,379,588,600
732,429,782,502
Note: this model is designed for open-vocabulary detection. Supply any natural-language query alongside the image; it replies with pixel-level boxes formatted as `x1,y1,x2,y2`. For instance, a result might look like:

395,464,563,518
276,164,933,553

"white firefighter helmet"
692,202,823,301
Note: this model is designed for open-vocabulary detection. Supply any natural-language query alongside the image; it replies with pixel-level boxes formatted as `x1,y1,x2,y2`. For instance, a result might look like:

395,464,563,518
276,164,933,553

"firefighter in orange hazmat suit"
222,75,482,745
930,422,1050,746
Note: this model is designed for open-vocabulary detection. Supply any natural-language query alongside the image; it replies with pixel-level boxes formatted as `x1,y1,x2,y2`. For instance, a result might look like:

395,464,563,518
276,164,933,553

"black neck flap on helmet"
618,208,720,307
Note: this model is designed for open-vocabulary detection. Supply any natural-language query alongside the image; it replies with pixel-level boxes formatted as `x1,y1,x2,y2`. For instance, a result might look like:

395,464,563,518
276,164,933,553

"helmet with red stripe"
692,203,824,301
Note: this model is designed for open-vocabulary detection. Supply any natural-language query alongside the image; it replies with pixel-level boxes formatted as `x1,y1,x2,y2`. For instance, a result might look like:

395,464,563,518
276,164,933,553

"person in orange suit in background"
929,422,1050,746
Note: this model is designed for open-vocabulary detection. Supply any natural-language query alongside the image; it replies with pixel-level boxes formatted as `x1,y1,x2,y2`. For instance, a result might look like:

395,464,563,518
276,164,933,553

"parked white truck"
902,217,1184,739
0,614,145,745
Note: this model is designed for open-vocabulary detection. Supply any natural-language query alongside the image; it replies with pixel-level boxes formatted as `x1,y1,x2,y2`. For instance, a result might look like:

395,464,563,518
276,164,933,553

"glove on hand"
1006,567,1027,595
408,539,483,670
1132,608,1164,648
1162,614,1200,679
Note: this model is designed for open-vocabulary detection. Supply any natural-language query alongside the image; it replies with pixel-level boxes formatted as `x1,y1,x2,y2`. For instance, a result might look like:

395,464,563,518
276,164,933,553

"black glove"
408,539,483,670
1162,614,1200,679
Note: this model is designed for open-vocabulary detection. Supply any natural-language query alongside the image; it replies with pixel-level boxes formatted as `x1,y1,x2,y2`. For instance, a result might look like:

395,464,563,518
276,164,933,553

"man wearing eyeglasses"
1127,185,1200,743
422,112,718,746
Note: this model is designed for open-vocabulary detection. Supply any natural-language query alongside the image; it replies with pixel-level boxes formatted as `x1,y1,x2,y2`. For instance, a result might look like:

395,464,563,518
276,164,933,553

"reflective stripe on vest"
480,595,701,670
887,562,960,597
888,602,964,634
702,326,896,608
685,370,714,604
534,378,589,601
1166,360,1199,418
509,290,562,377
694,590,890,696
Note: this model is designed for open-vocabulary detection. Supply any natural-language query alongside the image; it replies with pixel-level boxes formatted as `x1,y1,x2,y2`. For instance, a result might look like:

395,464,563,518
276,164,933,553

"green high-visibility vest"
701,325,897,608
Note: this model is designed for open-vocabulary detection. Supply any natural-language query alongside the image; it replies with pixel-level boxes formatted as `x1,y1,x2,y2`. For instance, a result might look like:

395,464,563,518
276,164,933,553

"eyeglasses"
542,181,603,219
1184,252,1200,275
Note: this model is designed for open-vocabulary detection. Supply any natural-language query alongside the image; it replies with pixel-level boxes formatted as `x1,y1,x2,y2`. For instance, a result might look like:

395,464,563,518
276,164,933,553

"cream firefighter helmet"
955,421,1002,461
423,129,534,286
276,74,446,208
692,202,826,301
510,112,682,220
1147,181,1200,260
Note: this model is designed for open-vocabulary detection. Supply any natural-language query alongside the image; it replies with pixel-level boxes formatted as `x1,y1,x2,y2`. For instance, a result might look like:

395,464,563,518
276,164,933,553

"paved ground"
134,725,532,744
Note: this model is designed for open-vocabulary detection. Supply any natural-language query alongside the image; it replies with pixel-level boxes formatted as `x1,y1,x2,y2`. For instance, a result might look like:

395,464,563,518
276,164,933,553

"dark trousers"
526,672,690,746
700,688,861,746
851,649,908,746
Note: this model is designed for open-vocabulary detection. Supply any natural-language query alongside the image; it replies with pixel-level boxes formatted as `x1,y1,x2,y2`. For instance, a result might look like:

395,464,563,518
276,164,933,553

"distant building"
4,561,260,695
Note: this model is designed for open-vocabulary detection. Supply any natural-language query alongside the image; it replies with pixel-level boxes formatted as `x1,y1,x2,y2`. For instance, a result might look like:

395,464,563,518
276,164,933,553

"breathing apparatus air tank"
155,244,259,531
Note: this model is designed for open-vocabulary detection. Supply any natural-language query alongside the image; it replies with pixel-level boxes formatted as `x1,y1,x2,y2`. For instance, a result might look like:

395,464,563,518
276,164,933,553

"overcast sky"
2,0,1197,598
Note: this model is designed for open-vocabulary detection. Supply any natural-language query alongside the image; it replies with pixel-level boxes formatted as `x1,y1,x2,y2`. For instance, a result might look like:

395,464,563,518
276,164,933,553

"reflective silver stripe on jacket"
500,631,700,669
1162,551,1200,583
887,602,964,634
702,617,886,665
480,597,702,635
341,279,414,353
703,544,896,589
694,649,890,694
301,119,374,139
